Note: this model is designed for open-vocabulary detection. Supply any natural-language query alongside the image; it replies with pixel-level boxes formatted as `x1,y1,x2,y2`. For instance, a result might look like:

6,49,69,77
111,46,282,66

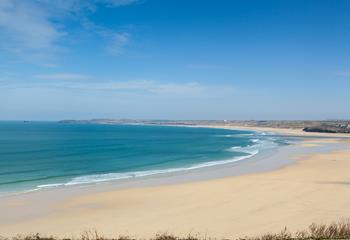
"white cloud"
335,71,350,77
147,82,205,95
107,81,205,95
106,32,130,55
186,63,224,70
37,0,137,13
34,73,92,81
11,78,230,96
0,0,138,65
0,0,65,63
61,80,207,95
97,0,139,7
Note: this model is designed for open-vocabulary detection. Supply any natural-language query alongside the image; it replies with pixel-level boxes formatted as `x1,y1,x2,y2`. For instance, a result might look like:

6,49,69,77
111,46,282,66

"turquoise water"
0,122,288,195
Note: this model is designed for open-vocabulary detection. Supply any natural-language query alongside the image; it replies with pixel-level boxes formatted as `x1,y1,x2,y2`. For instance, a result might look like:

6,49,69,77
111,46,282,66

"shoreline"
0,125,306,198
0,125,286,198
1,139,343,202
189,124,350,138
1,126,350,238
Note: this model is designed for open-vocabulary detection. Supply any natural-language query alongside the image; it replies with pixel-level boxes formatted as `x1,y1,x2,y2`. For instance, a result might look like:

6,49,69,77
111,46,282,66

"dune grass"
2,220,350,240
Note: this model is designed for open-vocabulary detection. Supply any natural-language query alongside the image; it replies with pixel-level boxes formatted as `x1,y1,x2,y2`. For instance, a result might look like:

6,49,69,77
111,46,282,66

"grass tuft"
2,219,350,240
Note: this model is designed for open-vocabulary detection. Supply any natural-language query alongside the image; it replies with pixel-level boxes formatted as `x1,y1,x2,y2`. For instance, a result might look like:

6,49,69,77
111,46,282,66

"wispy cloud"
0,0,65,64
186,63,224,70
54,80,207,95
8,78,232,96
95,81,206,95
335,71,350,77
0,0,138,65
106,32,130,55
79,14,133,56
34,73,92,81
98,0,139,7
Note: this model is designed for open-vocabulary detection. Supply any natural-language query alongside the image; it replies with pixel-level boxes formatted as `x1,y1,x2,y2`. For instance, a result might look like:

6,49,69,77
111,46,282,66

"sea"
0,121,290,196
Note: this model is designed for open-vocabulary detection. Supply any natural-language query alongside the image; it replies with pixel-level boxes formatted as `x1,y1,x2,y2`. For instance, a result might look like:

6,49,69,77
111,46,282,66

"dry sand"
0,128,350,239
197,124,350,138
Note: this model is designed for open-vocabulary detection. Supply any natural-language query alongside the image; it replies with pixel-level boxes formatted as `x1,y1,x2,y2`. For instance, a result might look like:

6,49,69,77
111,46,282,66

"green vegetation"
2,220,350,240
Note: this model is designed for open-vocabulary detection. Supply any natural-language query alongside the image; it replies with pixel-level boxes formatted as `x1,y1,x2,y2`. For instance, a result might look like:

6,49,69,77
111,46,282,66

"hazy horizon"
1,0,350,120
1,118,350,122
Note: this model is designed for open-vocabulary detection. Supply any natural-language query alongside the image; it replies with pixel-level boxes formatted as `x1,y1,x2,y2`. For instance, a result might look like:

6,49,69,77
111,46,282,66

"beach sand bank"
197,124,350,138
0,128,350,239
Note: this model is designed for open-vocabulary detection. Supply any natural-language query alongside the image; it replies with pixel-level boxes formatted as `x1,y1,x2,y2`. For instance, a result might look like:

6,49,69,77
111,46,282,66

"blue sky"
1,0,350,120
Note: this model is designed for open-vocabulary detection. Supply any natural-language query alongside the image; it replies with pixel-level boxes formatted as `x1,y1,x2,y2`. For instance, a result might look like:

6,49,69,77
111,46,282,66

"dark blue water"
0,122,287,195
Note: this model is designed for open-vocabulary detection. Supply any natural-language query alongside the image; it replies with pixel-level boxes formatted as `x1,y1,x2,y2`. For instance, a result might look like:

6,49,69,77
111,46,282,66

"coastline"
193,124,350,138
0,125,300,198
0,126,350,238
0,124,283,197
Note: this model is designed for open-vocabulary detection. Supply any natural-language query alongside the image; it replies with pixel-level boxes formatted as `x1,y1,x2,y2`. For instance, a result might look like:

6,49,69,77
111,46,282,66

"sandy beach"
197,124,350,138
1,127,350,239
2,0,350,238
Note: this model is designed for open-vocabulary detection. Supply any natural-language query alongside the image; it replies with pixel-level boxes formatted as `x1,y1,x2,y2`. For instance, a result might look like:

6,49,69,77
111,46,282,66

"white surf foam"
37,183,65,188
218,133,255,138
35,149,261,189
62,154,256,186
228,136,278,155
34,135,282,190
